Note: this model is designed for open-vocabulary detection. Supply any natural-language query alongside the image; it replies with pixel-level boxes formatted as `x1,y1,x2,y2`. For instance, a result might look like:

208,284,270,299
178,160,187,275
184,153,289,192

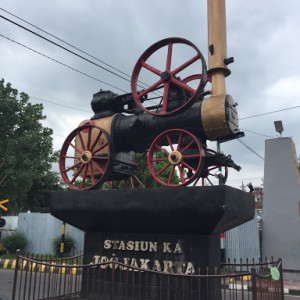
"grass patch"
0,253,17,260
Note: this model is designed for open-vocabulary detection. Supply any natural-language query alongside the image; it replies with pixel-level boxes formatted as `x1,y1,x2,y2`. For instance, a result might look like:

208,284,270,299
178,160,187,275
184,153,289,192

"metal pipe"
207,0,230,96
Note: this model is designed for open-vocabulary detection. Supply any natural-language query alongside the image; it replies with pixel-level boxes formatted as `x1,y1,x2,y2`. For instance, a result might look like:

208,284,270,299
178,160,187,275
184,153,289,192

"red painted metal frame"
59,124,113,191
131,37,207,116
148,129,204,187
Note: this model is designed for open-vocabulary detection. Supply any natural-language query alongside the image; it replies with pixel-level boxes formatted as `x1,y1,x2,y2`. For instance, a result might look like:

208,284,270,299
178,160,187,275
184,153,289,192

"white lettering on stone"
185,262,195,275
149,241,157,252
119,258,129,271
100,256,109,269
163,260,174,273
140,259,150,270
118,240,125,250
174,243,183,254
93,255,100,264
126,241,134,251
104,240,111,249
140,241,148,251
112,240,120,250
90,255,196,275
152,260,162,272
130,258,139,271
163,242,172,253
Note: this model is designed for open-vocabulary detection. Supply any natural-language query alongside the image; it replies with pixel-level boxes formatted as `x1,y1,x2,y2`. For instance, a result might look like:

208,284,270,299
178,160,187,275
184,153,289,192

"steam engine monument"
50,0,255,298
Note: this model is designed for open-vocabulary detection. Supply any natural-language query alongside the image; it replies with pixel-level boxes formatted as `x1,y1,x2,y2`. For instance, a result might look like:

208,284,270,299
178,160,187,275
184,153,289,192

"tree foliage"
0,79,59,213
106,150,180,189
52,234,75,256
1,231,27,253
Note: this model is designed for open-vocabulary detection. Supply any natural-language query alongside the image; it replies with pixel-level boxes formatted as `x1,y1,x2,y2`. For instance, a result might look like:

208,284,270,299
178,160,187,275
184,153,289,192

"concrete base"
50,185,254,234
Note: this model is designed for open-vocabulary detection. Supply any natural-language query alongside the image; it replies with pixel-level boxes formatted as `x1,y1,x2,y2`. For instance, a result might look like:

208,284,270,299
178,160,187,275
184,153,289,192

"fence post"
251,268,257,300
111,254,116,300
278,258,284,300
11,250,20,300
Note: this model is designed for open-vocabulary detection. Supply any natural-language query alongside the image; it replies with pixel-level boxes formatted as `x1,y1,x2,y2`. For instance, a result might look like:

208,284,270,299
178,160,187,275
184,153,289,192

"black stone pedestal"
50,186,254,299
82,232,221,299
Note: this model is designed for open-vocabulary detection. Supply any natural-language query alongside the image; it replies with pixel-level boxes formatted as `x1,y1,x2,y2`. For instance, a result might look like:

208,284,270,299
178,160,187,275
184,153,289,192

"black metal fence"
12,254,284,300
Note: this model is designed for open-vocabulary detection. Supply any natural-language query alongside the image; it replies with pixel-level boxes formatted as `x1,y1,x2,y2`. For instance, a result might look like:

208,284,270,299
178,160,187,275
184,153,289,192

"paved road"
0,269,14,300
1,268,300,300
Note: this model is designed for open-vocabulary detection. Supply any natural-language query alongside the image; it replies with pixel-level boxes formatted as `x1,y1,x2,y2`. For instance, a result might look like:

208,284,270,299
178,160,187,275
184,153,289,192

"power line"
240,105,300,120
0,12,162,102
227,177,262,183
240,128,275,139
0,8,134,81
237,139,264,161
30,96,91,113
0,9,154,92
0,14,134,85
0,33,128,93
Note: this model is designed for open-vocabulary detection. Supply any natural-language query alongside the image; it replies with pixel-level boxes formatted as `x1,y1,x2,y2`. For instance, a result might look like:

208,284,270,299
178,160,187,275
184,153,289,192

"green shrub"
1,231,27,253
52,234,75,256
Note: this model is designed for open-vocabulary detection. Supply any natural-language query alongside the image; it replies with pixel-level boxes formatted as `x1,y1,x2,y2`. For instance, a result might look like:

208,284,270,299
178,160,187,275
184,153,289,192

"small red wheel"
148,129,204,186
59,125,113,190
108,152,153,189
193,148,228,186
131,37,207,117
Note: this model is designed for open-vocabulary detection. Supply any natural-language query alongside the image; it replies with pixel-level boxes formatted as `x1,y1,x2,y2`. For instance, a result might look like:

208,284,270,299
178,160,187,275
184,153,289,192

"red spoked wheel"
59,125,113,190
182,74,211,84
131,37,207,117
182,74,212,99
148,129,204,186
108,152,154,189
193,148,228,186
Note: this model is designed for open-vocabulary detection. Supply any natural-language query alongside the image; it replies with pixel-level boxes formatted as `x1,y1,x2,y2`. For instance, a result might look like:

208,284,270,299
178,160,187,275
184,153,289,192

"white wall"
225,211,260,264
262,137,300,278
17,213,84,254
0,216,18,238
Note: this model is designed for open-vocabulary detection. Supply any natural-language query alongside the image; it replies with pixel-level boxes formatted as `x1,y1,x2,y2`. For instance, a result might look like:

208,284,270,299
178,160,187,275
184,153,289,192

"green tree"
0,79,59,213
1,231,27,253
108,150,180,189
52,234,75,256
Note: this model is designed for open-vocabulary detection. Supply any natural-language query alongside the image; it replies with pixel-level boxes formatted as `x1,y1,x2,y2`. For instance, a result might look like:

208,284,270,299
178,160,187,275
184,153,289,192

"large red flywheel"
131,37,207,116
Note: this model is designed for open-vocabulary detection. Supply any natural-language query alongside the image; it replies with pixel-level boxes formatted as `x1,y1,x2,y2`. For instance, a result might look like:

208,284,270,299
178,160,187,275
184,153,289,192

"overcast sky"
1,0,299,190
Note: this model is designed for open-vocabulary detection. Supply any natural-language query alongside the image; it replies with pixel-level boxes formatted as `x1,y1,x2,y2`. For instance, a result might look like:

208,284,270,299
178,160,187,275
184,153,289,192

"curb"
284,288,300,295
0,259,16,270
0,259,78,274
222,283,300,295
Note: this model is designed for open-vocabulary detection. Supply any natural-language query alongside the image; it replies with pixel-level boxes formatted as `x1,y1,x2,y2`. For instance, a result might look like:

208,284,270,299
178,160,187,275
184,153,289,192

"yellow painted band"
11,260,16,269
62,224,66,235
3,259,9,269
